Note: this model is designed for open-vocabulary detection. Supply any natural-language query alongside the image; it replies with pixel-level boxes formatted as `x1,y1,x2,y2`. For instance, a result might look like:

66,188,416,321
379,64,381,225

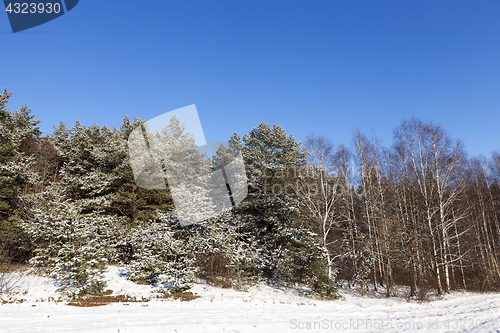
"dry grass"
196,252,235,289
0,263,27,295
0,263,27,272
131,280,150,285
158,291,201,302
67,290,200,306
67,290,150,307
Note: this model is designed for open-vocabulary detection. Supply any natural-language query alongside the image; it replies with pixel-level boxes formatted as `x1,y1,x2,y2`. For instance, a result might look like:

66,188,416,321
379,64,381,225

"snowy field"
1,267,500,333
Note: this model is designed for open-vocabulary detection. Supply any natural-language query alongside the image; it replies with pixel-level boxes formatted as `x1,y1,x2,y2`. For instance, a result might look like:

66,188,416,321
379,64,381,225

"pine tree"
124,213,197,293
226,123,337,296
119,116,174,222
20,187,116,298
52,121,128,215
0,88,41,218
128,115,218,226
0,88,41,262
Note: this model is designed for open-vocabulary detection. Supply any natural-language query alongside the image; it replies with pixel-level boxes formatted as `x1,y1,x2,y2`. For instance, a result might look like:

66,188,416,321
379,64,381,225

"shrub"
0,236,23,295
196,251,234,288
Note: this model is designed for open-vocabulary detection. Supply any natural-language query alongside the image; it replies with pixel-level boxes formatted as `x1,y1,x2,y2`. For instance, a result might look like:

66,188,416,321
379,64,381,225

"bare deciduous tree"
297,134,342,280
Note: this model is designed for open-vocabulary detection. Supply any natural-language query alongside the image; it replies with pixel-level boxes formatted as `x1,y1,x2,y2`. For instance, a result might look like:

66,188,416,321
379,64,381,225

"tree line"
1,88,499,298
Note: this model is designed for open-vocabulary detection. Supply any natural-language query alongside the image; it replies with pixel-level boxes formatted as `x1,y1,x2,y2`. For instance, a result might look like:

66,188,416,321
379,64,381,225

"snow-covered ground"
1,266,500,333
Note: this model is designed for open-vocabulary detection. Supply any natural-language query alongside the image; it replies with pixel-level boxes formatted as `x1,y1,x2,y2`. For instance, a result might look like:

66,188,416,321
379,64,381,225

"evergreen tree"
21,187,116,298
124,213,197,293
52,120,129,216
119,116,174,222
0,88,41,262
0,88,41,218
226,124,337,296
52,118,174,224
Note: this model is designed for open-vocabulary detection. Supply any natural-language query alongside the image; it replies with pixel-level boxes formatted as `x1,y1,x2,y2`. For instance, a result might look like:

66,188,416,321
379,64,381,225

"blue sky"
2,0,500,157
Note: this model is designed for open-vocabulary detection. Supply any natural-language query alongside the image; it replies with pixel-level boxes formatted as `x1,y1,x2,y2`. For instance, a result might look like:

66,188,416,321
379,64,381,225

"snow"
2,266,500,332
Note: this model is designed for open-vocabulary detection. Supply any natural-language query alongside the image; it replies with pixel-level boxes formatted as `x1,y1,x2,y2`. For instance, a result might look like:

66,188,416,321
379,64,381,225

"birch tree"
393,118,466,294
297,134,342,280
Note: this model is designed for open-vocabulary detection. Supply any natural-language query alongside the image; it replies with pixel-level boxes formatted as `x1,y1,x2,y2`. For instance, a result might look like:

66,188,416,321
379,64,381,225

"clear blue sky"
2,0,500,157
